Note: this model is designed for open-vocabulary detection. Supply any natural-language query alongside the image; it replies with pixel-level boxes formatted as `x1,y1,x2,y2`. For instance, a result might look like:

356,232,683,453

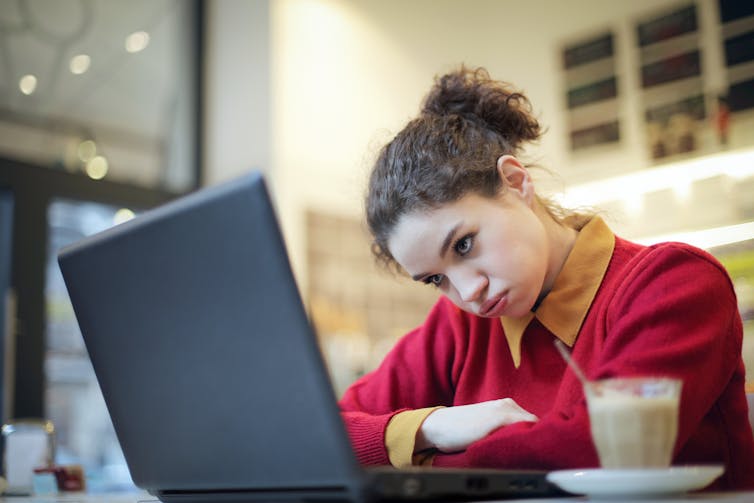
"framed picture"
562,31,621,152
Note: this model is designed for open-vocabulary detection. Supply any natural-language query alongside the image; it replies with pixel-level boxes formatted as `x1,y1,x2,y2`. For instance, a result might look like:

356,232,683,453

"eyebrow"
410,222,462,281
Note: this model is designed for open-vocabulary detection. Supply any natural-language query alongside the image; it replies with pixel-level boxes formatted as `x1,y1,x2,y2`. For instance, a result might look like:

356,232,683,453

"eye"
423,274,445,287
454,234,474,256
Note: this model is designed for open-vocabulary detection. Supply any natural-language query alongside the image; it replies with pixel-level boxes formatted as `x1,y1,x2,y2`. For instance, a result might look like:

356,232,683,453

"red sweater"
339,227,754,490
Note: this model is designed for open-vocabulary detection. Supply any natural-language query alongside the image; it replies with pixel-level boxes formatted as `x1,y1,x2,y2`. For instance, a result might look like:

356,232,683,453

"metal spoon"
553,339,590,388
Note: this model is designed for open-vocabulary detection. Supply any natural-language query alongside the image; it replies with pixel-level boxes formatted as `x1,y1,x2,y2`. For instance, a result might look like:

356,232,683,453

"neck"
538,209,578,302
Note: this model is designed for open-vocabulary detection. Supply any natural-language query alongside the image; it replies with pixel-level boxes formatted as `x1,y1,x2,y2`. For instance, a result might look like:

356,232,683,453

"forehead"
387,194,497,268
396,193,502,230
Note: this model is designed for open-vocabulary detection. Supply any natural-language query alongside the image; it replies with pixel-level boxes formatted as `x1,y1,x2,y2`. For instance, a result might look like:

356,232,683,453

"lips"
479,292,508,317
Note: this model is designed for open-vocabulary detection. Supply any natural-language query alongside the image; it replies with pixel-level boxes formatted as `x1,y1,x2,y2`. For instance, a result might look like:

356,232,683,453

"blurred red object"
34,465,86,492
57,465,86,492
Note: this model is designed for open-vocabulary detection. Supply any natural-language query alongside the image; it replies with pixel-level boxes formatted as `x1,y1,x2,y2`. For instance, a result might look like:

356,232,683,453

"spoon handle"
554,339,589,386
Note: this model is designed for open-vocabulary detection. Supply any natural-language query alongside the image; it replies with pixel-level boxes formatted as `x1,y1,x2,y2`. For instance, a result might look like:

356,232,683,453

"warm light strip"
559,148,754,207
635,221,754,250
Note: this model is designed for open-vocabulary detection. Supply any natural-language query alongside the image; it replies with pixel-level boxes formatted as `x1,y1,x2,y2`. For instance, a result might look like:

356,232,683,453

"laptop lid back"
58,172,361,496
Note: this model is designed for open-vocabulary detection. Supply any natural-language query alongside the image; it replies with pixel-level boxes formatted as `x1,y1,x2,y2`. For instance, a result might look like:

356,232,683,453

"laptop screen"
58,172,361,495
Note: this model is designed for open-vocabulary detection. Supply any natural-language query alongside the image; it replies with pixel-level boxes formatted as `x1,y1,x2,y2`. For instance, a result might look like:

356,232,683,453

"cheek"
430,280,465,309
518,255,548,289
513,238,550,296
491,232,548,287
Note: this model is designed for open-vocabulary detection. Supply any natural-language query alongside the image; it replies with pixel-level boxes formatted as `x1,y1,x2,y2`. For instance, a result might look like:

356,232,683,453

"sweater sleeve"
386,407,444,467
338,297,466,465
432,244,744,472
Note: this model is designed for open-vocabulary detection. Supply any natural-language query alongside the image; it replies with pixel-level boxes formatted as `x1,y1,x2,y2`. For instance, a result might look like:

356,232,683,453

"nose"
450,268,487,303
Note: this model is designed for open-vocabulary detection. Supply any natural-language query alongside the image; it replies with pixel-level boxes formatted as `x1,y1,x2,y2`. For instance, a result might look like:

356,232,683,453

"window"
45,199,139,491
0,0,202,192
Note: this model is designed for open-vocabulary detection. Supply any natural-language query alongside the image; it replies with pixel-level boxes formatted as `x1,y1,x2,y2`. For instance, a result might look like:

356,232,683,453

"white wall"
204,0,271,185
206,0,746,286
266,0,691,282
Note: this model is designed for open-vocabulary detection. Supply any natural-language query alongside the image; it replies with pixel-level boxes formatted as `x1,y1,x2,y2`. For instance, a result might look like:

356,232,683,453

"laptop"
58,171,563,502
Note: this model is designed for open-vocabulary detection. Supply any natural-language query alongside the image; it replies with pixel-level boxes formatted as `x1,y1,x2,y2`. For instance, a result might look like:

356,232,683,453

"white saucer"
546,465,724,499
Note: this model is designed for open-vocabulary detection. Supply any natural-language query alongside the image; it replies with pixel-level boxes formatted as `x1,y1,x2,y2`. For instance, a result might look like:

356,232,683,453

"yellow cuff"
385,407,443,468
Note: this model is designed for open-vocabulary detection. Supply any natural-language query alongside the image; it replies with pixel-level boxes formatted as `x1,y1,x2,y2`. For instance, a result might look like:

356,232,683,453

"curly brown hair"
366,66,585,270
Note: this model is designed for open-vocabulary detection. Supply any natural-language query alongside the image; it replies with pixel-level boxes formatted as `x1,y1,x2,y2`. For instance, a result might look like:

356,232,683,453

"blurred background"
1,0,753,492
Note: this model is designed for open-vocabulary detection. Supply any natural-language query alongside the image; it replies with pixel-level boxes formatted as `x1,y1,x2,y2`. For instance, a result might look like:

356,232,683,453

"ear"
496,155,535,204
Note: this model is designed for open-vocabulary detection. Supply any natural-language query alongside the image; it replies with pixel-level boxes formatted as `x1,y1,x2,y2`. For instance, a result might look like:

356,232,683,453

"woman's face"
387,185,549,318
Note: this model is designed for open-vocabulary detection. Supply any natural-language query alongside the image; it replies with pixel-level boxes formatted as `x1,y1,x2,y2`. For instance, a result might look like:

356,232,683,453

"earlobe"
496,155,534,204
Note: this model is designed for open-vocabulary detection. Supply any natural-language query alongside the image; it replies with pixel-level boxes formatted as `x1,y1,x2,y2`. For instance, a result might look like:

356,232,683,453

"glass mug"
584,377,682,469
2,419,56,495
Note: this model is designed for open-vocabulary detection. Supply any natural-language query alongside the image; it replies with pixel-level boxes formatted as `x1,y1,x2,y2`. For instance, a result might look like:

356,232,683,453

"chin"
503,299,535,318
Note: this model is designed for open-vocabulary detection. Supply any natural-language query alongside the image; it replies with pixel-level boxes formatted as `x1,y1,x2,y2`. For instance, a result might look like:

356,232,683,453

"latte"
585,378,681,469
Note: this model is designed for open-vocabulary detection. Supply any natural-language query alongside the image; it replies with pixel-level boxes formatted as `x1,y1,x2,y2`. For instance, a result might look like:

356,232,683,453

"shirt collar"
500,216,615,368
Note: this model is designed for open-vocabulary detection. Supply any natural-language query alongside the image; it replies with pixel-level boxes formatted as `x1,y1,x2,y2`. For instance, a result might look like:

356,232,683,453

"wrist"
415,407,445,453
415,426,431,452
415,407,443,452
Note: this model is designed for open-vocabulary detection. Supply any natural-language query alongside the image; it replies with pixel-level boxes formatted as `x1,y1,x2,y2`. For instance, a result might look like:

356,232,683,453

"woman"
338,66,754,489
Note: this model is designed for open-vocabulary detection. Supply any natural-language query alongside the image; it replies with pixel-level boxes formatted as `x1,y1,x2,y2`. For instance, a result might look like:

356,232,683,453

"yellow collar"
500,217,615,368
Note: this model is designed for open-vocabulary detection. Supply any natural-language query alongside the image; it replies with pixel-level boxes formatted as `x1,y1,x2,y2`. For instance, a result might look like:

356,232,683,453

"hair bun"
421,66,541,149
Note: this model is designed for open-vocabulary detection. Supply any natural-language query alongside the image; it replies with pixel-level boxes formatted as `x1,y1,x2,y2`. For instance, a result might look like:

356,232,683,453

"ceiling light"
557,147,754,208
19,74,37,95
86,156,108,179
672,181,692,204
125,31,150,53
636,221,754,250
69,54,91,75
77,140,97,162
621,193,644,216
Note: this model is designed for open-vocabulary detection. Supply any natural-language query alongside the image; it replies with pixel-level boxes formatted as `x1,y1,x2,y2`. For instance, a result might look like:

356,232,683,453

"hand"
416,398,537,453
